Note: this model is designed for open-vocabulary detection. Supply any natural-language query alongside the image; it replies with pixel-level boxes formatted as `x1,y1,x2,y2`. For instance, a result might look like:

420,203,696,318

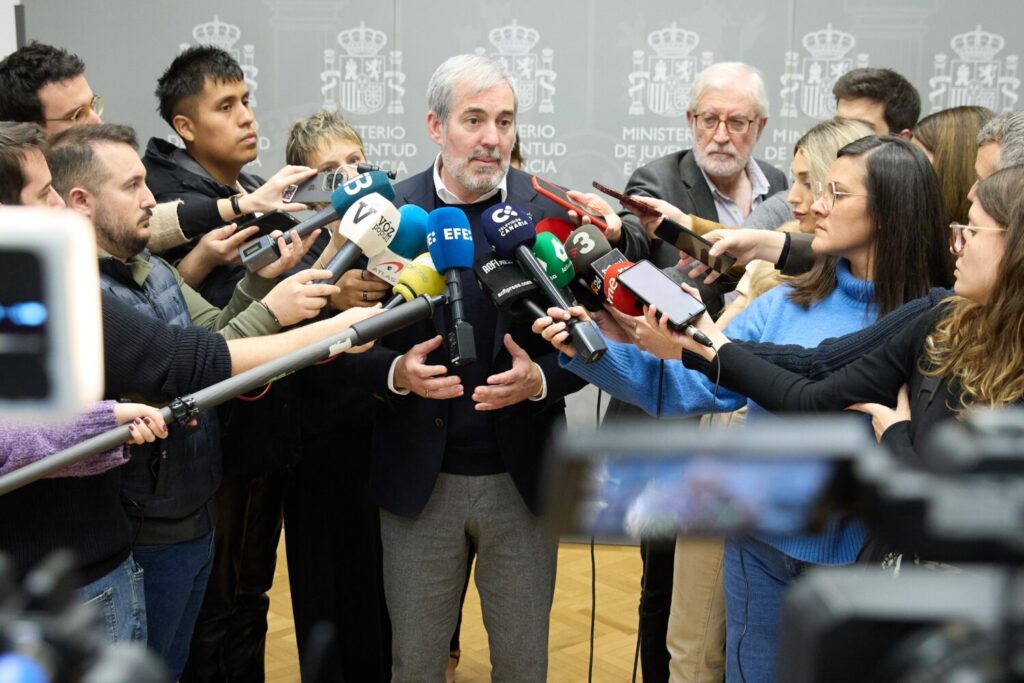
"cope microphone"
367,204,428,285
426,207,476,367
316,193,401,285
241,170,395,272
480,203,606,363
384,253,445,310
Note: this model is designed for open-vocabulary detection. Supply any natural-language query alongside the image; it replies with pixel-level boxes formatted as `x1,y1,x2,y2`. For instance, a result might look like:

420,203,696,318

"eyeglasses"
814,181,870,211
45,94,104,125
949,222,1007,254
692,112,758,135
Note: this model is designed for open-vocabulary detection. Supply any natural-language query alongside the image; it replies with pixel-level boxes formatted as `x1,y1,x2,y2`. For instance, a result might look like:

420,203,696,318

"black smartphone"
532,176,608,231
615,260,706,330
283,169,349,203
653,219,738,274
236,210,301,237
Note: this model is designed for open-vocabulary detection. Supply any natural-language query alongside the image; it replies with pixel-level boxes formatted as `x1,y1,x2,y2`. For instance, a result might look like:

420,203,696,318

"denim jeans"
723,536,807,683
132,532,215,678
77,555,147,643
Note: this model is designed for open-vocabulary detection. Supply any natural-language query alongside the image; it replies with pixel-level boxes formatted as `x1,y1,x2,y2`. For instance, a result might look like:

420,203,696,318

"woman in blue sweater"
535,136,953,682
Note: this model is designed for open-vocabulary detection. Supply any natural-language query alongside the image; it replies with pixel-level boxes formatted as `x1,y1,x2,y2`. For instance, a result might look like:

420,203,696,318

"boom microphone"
317,193,401,284
241,170,395,272
480,203,606,363
426,206,476,367
367,204,429,284
384,253,445,310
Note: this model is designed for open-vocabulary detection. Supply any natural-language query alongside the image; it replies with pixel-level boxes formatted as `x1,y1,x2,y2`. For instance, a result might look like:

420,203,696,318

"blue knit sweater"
563,260,877,565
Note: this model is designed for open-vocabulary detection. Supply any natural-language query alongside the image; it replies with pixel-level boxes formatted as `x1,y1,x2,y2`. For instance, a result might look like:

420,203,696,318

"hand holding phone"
614,260,706,331
532,176,609,231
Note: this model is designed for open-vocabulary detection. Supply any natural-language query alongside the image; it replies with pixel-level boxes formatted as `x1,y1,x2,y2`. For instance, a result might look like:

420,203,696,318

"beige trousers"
666,537,726,683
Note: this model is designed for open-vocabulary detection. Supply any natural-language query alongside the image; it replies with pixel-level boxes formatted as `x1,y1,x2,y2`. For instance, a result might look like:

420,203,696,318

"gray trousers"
380,472,558,683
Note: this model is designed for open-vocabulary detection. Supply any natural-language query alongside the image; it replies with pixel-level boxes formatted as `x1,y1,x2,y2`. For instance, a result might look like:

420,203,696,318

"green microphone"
531,232,575,288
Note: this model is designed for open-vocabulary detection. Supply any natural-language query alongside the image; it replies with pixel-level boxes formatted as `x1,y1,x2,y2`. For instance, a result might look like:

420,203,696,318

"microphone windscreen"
531,232,575,288
535,217,573,244
604,261,643,316
329,170,396,216
566,224,611,273
473,255,540,321
393,259,446,302
393,205,429,258
338,193,400,257
426,207,474,272
479,203,536,259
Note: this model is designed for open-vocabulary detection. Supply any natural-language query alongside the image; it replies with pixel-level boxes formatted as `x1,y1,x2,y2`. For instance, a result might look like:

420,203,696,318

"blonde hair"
286,110,364,166
923,165,1024,412
793,118,874,189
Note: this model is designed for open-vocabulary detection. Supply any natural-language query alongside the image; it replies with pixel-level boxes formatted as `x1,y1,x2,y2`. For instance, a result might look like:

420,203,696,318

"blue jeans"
132,532,215,678
77,555,147,643
723,536,808,683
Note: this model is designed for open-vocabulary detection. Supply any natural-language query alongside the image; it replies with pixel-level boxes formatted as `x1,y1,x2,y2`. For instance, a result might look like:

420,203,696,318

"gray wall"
22,0,1022,189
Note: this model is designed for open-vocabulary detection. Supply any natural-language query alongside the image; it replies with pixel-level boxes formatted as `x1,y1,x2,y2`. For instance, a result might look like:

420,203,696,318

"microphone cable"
588,388,603,683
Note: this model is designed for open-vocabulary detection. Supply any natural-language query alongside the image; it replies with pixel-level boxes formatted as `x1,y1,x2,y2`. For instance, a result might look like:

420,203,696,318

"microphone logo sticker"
779,25,867,119
927,25,1020,113
372,216,396,243
490,206,519,224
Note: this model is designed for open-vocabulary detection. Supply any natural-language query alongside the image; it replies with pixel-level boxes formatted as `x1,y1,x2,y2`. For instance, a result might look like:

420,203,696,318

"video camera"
543,408,1024,682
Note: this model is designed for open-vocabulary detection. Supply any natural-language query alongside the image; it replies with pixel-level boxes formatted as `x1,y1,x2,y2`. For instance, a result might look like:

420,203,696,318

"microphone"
603,261,644,316
564,224,611,309
367,204,429,285
535,217,574,244
316,193,401,284
531,232,575,289
426,206,476,367
480,202,606,363
384,253,445,310
473,254,548,324
241,170,395,272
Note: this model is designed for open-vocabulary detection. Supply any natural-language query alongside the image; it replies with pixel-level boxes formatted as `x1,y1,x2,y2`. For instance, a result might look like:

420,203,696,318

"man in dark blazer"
603,62,788,683
358,53,585,682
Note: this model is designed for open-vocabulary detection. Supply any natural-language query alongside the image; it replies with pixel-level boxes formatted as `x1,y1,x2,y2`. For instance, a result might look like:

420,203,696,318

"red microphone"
603,261,643,316
535,217,574,244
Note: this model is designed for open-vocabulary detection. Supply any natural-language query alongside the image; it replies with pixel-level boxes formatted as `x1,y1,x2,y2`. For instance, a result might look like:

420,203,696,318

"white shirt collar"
432,153,508,205
699,157,772,203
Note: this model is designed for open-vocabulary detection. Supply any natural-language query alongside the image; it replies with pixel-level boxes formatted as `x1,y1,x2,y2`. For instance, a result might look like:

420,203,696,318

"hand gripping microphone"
603,261,645,316
241,170,395,272
480,203,606,363
473,254,547,324
367,204,428,285
384,253,446,310
535,217,574,244
426,206,476,367
316,193,401,284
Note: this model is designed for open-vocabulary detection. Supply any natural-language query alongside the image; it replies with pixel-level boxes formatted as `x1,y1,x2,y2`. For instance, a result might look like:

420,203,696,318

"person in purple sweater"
0,401,168,479
534,136,953,682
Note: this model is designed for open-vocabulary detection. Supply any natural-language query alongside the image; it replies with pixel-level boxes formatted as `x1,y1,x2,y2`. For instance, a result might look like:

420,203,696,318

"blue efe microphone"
426,206,476,367
480,202,606,363
240,170,395,272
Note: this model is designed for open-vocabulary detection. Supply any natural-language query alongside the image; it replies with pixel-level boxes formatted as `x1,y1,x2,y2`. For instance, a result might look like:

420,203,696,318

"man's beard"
95,206,150,258
440,144,508,196
693,140,750,178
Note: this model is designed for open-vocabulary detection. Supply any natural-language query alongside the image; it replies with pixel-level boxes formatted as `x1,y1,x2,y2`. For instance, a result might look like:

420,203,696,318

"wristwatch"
230,194,243,217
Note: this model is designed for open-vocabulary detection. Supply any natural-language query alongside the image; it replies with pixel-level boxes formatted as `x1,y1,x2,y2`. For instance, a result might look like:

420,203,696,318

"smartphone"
591,180,661,217
614,260,706,330
283,169,349,203
531,176,608,231
236,210,301,237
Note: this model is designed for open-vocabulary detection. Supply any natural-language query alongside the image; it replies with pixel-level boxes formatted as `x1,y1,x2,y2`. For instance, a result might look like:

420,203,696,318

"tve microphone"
535,217,574,244
603,261,644,316
241,170,395,272
480,203,606,363
317,193,400,284
367,204,429,285
473,255,547,324
384,253,445,310
589,248,629,301
564,224,611,309
426,206,476,367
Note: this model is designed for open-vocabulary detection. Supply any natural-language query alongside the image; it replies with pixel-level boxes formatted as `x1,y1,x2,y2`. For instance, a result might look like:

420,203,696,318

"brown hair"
286,110,364,167
0,121,47,204
923,164,1024,412
45,123,137,198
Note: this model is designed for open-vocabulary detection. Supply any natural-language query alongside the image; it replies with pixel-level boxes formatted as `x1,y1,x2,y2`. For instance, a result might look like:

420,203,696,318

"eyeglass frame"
948,221,1007,255
690,111,760,135
814,181,870,211
45,94,104,125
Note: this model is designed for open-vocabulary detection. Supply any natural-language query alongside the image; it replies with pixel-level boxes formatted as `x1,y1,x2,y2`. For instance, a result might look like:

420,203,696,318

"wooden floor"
265,538,645,682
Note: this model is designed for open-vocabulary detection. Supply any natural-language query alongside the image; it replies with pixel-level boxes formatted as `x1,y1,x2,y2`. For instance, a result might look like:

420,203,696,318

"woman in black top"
665,164,1024,461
